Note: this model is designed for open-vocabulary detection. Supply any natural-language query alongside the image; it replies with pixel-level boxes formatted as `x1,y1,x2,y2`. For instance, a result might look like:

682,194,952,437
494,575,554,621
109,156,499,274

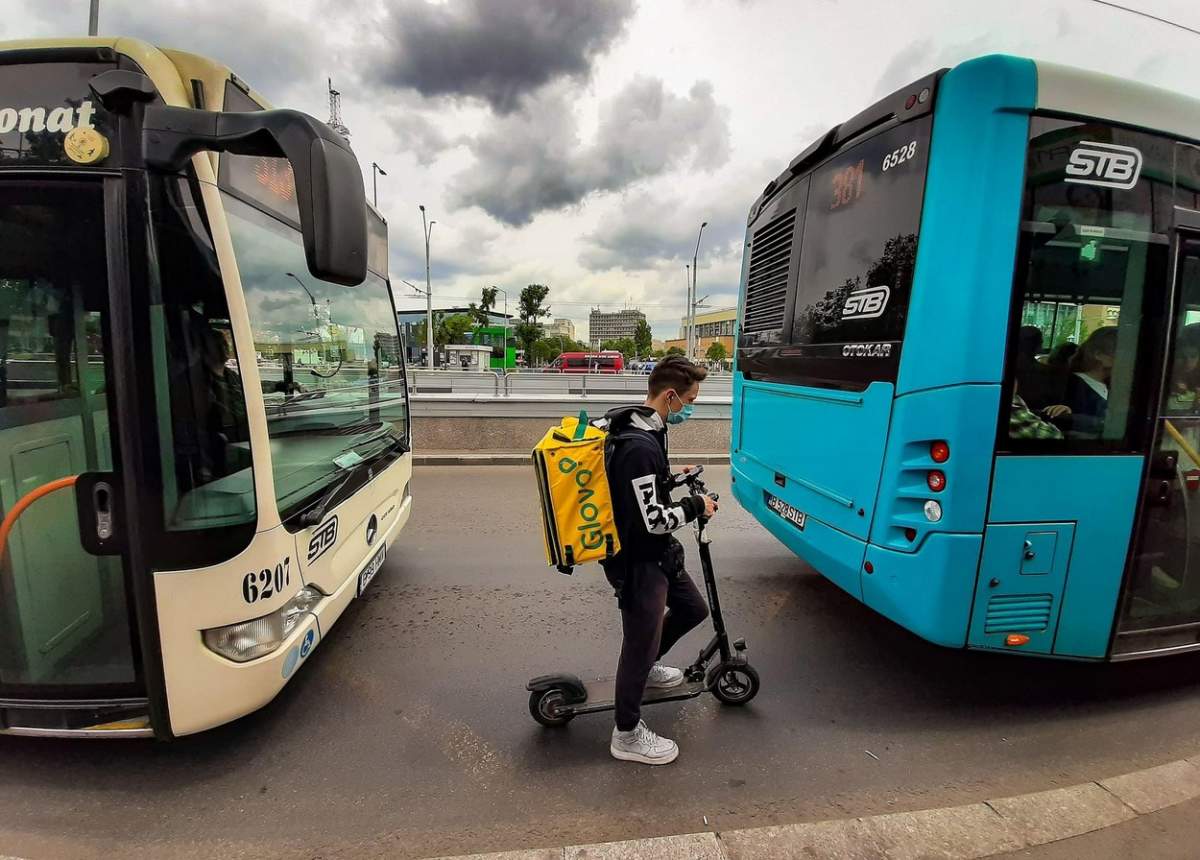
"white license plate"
764,491,806,531
357,545,386,596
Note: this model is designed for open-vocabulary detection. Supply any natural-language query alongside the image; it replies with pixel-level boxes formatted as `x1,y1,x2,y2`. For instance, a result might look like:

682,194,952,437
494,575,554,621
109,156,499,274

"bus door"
1114,227,1200,657
979,119,1172,657
0,177,143,722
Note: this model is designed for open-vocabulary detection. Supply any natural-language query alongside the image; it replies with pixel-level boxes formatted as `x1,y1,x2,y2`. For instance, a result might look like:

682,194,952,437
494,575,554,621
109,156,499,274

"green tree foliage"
516,284,552,356
706,341,728,363
413,312,448,350
634,319,653,357
443,313,476,345
469,286,499,326
601,338,637,360
666,346,686,356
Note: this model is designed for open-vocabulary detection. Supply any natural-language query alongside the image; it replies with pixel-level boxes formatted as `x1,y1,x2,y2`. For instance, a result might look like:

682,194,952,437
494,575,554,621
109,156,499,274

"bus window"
149,177,256,544
740,115,932,389
1002,117,1170,450
222,193,409,522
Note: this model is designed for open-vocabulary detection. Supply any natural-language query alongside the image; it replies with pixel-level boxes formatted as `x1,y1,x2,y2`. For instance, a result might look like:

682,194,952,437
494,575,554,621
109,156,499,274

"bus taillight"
927,470,946,493
930,441,950,463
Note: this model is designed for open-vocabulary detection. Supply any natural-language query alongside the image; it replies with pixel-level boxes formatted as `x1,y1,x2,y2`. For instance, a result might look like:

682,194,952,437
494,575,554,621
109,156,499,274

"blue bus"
731,55,1200,661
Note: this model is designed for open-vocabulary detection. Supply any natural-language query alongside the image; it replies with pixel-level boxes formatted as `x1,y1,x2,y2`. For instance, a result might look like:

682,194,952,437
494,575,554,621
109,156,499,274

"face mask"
666,392,693,425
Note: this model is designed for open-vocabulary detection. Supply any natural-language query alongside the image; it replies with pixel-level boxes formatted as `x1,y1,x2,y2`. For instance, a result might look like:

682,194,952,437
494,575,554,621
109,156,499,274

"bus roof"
750,53,1200,221
1034,59,1200,150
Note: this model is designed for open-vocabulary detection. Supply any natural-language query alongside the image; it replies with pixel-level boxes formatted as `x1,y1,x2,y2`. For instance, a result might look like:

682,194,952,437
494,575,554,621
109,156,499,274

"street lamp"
419,205,435,368
88,0,99,35
285,272,320,321
371,163,387,207
684,264,690,354
691,221,708,360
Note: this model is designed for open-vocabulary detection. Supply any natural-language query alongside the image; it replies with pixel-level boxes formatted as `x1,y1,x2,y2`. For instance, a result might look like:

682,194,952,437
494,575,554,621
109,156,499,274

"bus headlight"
203,587,322,663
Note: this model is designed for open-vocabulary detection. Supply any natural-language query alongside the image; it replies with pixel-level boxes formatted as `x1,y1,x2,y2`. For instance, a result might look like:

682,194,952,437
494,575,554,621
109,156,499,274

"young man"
600,356,719,765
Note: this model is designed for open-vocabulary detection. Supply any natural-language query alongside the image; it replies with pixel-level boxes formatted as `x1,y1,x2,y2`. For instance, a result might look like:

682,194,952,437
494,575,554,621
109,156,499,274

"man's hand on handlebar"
701,493,719,518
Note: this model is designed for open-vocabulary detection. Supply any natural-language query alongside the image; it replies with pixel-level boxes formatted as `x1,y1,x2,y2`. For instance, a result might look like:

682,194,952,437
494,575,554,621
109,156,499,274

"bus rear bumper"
732,467,866,601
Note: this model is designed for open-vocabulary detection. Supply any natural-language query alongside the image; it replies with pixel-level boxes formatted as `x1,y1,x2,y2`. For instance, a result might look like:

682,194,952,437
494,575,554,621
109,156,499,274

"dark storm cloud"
20,0,321,101
388,113,464,166
449,78,731,226
371,0,635,114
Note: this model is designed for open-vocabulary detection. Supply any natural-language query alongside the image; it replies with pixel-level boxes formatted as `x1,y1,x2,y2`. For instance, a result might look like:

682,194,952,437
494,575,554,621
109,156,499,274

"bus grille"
742,208,796,334
984,594,1053,634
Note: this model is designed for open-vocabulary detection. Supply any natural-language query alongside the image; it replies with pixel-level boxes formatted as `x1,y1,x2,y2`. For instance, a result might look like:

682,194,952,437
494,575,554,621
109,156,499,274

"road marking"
424,752,1200,860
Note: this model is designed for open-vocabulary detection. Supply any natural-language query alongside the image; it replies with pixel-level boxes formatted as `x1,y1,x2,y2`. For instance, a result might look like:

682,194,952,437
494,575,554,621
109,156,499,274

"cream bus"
0,37,412,738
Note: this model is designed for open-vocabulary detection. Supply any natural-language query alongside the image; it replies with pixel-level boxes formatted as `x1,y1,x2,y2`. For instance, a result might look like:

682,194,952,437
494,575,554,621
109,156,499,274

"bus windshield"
223,193,408,519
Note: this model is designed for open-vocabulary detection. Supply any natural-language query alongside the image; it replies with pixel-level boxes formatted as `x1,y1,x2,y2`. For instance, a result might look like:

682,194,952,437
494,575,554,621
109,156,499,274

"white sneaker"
646,662,684,688
610,720,679,765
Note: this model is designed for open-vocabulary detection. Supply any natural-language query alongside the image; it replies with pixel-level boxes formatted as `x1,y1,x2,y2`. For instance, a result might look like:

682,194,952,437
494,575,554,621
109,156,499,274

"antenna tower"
327,78,351,144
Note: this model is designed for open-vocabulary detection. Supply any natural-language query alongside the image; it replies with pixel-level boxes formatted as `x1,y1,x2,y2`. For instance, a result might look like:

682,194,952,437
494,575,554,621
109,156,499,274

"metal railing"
407,368,733,399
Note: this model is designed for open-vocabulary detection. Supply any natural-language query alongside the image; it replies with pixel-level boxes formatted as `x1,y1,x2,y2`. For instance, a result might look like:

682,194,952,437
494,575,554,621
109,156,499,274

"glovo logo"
557,456,606,551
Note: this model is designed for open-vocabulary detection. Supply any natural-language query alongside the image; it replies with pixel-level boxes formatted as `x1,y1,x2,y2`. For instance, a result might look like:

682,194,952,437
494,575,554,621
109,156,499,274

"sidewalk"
428,756,1200,860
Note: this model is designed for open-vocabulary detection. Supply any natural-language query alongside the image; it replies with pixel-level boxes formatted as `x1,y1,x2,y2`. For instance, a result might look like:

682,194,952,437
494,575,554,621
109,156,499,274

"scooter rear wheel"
712,663,760,706
529,688,575,727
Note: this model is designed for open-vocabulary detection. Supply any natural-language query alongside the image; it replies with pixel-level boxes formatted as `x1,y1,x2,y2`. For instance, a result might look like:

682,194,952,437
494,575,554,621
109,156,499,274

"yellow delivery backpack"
532,410,620,573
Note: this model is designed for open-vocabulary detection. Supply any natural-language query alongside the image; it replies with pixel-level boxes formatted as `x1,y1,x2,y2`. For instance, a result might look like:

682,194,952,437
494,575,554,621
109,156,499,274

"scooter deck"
572,676,707,714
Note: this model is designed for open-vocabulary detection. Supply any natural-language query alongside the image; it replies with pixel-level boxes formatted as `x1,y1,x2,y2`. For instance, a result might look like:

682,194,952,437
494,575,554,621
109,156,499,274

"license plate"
764,491,806,531
357,545,386,596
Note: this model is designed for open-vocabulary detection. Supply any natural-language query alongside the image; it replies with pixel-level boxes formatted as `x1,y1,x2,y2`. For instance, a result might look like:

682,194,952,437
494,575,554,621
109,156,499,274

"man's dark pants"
613,561,709,732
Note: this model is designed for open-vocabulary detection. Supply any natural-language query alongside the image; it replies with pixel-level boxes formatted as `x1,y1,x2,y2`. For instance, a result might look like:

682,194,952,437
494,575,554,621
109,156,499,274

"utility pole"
88,0,99,35
419,206,435,368
691,221,708,360
684,264,691,354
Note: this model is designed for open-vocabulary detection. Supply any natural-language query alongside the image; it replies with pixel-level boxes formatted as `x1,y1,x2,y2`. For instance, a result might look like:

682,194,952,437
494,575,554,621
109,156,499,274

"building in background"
545,318,577,342
588,308,646,349
664,307,736,357
396,307,512,366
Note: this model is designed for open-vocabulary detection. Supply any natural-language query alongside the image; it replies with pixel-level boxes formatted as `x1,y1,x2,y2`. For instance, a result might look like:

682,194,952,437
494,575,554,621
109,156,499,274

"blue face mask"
666,393,693,425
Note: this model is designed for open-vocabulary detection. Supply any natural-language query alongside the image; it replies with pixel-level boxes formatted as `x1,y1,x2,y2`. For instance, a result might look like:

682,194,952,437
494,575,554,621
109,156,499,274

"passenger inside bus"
1168,324,1200,413
1010,379,1064,440
1064,326,1119,438
1014,325,1070,413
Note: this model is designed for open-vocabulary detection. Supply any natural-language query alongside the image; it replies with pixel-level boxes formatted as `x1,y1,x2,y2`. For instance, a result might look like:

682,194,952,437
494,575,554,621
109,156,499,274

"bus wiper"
296,464,361,527
293,435,407,527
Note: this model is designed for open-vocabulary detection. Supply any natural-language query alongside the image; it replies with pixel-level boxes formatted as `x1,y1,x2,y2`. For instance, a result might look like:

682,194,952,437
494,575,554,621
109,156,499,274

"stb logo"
307,516,338,564
1065,141,1142,190
842,285,891,320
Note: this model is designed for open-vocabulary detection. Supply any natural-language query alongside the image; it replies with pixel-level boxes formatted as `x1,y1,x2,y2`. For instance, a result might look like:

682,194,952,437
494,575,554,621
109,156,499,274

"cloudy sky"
9,0,1200,341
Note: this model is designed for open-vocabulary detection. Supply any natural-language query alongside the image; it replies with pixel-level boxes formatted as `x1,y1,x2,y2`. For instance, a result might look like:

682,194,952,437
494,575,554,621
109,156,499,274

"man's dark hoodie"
600,404,706,573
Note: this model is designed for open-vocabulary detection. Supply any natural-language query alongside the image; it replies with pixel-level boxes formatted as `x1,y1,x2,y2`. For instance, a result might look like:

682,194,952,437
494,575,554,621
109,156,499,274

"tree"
634,319,652,358
601,338,637,360
413,312,449,351
706,341,728,363
443,313,476,345
468,286,499,326
666,346,686,356
651,349,666,359
516,283,552,356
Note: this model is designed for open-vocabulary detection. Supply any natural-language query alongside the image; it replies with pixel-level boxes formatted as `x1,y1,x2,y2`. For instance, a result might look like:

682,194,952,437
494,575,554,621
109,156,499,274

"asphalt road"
4,466,1200,859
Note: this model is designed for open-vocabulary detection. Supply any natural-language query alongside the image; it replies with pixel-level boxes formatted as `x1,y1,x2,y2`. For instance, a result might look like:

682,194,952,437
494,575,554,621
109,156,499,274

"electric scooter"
527,466,760,727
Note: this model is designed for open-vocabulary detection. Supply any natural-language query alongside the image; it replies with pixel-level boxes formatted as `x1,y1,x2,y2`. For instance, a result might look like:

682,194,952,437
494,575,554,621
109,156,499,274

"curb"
425,756,1200,859
413,454,731,467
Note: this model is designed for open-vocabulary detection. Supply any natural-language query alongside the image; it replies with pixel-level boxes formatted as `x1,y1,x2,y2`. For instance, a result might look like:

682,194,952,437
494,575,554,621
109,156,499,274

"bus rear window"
739,115,931,389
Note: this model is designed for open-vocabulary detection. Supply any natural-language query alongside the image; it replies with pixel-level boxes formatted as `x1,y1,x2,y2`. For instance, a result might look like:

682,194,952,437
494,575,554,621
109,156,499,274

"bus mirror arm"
141,103,368,287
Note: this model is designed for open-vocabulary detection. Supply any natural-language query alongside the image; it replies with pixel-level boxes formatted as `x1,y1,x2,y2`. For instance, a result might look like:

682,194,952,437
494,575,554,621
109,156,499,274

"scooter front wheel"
712,663,760,706
529,688,575,727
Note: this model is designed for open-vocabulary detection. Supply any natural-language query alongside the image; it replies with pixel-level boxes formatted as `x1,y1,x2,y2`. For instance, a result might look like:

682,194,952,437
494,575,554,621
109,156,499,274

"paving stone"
1100,759,1200,815
986,783,1136,844
565,833,723,860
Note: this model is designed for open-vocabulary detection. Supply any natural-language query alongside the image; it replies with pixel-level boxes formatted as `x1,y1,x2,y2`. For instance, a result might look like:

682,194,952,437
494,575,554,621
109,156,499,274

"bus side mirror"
140,102,367,287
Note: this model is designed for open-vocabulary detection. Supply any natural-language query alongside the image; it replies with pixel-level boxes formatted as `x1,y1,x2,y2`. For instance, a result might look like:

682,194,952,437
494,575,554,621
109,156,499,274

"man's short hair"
648,355,708,396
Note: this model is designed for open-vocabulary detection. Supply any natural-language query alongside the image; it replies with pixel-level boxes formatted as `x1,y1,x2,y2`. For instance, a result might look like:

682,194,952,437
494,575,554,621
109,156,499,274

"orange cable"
0,475,78,563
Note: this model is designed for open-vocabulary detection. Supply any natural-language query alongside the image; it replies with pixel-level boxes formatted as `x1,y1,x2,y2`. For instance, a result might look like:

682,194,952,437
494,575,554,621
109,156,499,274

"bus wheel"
711,663,760,706
529,688,574,727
